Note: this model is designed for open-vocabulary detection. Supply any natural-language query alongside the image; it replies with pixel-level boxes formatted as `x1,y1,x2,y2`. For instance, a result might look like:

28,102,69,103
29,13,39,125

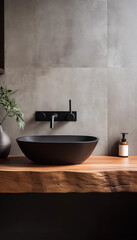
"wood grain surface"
0,155,137,193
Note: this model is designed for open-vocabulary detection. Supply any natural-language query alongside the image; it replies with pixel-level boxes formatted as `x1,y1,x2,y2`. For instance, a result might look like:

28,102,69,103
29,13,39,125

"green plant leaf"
10,89,19,95
0,86,25,129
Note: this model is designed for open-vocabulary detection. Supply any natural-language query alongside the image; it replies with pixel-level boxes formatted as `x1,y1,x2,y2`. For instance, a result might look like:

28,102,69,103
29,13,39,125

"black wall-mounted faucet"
35,100,77,129
50,113,58,129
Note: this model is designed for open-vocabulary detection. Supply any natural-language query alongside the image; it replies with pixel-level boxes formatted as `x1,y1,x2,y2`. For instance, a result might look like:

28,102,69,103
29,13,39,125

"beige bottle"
119,133,128,157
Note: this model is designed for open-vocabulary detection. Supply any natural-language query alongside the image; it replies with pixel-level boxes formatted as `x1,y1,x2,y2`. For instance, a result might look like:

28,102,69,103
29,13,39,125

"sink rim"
16,135,99,144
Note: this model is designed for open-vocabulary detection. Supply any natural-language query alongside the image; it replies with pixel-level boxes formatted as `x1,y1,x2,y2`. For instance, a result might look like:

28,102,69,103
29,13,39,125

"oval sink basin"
16,135,99,165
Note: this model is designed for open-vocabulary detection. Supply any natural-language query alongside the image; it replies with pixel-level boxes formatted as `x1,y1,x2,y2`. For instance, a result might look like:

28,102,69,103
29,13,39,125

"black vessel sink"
16,135,99,165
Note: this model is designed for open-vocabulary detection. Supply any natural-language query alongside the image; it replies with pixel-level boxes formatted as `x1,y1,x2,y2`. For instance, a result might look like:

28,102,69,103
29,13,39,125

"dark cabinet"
0,0,4,74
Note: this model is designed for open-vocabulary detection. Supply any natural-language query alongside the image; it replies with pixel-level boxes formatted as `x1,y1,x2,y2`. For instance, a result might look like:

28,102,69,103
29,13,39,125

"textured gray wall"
0,0,137,155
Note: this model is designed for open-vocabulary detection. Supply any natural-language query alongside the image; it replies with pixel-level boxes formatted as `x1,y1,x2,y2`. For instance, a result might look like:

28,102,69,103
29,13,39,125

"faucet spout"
50,114,58,129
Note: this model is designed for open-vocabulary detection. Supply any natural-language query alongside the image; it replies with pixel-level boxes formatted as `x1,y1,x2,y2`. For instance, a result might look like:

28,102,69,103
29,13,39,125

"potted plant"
0,86,25,159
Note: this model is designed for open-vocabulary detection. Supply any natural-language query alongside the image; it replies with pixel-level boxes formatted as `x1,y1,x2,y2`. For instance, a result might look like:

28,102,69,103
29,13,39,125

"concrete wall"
1,0,137,155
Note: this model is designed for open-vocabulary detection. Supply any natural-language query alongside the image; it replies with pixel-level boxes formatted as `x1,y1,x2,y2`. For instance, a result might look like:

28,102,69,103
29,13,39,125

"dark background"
0,193,137,240
0,0,4,70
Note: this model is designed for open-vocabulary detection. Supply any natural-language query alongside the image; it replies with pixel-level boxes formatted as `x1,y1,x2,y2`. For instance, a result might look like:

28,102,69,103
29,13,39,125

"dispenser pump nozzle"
121,133,128,142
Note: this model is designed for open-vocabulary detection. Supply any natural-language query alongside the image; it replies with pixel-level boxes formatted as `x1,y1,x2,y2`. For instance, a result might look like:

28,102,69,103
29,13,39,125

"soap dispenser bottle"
119,133,128,157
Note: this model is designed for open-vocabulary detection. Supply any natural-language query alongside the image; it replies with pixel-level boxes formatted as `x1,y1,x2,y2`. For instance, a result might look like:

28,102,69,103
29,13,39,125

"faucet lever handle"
67,99,75,121
69,99,72,113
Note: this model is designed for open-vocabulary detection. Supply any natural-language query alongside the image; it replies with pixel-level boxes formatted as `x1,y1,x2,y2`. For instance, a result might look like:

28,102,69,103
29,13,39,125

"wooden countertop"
0,155,137,193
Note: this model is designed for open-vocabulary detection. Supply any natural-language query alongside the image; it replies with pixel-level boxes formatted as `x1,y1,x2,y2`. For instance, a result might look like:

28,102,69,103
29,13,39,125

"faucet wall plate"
35,100,77,129
35,111,77,121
